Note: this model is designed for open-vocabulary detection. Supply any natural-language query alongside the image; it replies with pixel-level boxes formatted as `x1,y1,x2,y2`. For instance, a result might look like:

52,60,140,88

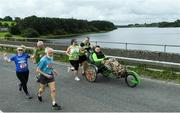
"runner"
79,43,88,75
31,41,45,80
66,39,80,81
36,47,62,111
82,37,91,52
32,41,45,64
3,45,32,99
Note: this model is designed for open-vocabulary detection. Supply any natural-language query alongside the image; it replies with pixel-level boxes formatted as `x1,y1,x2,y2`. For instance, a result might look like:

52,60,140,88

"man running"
82,37,91,52
32,41,45,80
36,47,62,110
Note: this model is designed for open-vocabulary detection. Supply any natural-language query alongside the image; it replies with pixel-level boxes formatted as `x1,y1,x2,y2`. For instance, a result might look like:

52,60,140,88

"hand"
45,74,53,79
53,70,59,76
33,60,36,64
101,60,105,64
3,53,7,57
3,53,10,62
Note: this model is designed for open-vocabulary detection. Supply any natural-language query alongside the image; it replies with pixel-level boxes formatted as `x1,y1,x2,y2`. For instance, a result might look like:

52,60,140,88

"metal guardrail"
1,43,180,70
1,38,180,53
90,41,180,53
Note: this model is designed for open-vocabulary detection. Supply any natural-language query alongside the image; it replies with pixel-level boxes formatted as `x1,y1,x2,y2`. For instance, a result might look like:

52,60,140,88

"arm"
66,47,71,56
52,69,59,76
36,67,52,78
92,53,104,62
31,48,37,63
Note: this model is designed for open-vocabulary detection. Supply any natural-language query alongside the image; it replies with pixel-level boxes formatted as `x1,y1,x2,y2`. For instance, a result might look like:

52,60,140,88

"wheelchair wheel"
125,71,140,88
85,64,97,82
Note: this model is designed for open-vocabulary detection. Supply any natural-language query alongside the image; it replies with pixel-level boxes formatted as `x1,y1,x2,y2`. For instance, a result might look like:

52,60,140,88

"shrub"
21,28,40,37
4,32,12,38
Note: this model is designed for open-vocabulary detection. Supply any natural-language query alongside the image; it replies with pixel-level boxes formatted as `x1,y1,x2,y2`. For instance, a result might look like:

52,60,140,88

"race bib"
20,63,27,69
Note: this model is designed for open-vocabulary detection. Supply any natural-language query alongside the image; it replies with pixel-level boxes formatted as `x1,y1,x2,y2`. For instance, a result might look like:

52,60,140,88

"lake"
51,28,180,53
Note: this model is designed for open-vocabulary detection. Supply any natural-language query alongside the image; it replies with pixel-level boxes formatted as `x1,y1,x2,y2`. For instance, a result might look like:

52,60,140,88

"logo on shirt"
47,63,53,69
18,60,27,69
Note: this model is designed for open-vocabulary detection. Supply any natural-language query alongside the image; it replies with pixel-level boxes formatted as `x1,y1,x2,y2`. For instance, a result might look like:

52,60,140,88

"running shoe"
52,103,62,110
74,76,80,81
26,94,33,99
37,93,42,102
18,83,22,91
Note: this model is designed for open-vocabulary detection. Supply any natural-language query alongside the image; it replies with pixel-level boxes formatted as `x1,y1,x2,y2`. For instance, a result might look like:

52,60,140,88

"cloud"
0,0,180,24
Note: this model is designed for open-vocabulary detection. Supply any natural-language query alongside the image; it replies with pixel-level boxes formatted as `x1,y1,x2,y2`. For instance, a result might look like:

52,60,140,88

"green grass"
0,31,24,39
0,21,16,26
0,32,8,38
128,66,180,83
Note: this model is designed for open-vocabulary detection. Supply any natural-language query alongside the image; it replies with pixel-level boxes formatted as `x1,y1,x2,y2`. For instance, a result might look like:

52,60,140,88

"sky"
0,0,180,25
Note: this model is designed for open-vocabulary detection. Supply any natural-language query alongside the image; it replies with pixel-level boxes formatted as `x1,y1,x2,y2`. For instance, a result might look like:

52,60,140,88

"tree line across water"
0,16,117,38
125,19,180,28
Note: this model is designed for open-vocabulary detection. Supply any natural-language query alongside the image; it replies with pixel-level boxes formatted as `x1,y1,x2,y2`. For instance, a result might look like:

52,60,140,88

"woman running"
66,39,81,81
3,45,32,99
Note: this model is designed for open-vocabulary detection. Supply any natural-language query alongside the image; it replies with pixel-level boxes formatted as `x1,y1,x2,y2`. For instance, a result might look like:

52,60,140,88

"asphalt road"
0,55,179,112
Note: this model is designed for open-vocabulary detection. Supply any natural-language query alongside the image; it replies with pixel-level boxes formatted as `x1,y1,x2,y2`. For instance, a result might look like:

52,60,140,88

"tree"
13,16,117,37
3,23,9,27
10,25,21,35
14,17,21,22
3,16,13,21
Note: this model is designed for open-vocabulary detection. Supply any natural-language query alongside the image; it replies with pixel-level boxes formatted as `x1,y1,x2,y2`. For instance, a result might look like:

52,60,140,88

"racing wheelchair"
84,52,140,88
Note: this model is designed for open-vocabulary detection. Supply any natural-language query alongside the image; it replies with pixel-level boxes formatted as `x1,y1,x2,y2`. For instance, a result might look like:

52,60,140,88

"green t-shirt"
33,48,45,63
68,45,80,61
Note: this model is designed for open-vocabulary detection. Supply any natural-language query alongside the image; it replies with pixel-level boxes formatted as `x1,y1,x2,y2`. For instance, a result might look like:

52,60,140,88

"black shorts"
69,60,79,70
79,55,87,64
38,74,55,85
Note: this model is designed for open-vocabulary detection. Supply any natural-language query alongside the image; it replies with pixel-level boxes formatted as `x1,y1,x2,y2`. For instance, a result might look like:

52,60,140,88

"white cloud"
0,0,180,24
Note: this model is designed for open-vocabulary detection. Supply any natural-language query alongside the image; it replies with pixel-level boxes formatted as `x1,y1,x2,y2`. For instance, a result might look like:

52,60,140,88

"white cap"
16,45,26,51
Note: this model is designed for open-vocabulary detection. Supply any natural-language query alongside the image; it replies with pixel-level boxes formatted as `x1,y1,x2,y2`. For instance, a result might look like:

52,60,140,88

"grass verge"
128,66,180,83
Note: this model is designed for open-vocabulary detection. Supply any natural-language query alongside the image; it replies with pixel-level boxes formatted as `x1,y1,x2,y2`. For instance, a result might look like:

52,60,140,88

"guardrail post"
95,41,97,46
171,68,174,75
125,43,127,50
164,45,167,53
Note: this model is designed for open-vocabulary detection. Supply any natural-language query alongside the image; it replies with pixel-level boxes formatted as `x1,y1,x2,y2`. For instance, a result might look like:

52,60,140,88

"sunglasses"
17,49,23,51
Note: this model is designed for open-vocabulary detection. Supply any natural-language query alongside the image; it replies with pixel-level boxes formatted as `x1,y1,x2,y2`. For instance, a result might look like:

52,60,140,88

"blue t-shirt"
37,56,54,75
10,53,30,72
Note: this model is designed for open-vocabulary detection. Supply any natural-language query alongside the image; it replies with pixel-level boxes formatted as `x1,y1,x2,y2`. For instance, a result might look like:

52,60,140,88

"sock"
52,101,56,105
38,92,41,96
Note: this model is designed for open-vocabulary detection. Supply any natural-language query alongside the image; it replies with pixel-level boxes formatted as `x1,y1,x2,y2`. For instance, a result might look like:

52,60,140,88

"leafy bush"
4,32,12,37
4,33,14,40
21,28,40,37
